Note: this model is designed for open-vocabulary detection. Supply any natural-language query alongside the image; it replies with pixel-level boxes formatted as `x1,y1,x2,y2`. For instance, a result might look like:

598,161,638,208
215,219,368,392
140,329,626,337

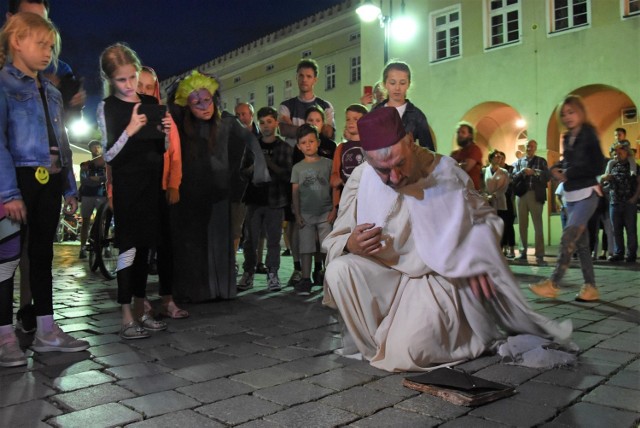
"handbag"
513,174,528,197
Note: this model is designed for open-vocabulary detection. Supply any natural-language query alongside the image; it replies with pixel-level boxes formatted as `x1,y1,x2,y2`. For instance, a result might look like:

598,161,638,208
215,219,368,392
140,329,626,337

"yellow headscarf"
174,70,219,107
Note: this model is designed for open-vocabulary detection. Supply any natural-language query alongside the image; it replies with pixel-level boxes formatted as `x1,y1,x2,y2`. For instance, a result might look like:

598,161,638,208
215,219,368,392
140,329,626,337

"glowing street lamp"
69,117,91,138
356,0,417,64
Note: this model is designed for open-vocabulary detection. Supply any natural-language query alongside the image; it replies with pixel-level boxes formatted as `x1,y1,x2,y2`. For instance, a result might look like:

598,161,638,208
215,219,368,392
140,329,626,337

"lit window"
284,79,293,100
325,64,336,90
549,0,590,33
350,56,361,83
486,0,521,48
430,5,462,62
624,0,640,17
266,84,274,107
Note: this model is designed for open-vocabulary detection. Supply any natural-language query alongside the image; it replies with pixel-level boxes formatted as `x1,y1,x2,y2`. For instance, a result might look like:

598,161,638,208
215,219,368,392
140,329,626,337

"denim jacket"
0,63,76,202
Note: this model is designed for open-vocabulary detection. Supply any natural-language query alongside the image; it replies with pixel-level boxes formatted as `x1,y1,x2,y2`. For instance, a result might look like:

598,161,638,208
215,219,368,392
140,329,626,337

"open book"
403,367,515,407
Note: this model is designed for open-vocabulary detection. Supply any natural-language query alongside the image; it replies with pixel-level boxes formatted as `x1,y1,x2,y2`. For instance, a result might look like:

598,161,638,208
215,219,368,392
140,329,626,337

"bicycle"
87,200,118,280
55,210,82,242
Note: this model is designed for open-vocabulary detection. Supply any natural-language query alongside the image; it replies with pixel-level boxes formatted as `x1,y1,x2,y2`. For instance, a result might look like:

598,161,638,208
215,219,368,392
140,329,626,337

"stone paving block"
172,361,241,383
51,383,135,411
48,402,142,427
578,319,637,335
39,359,104,379
551,401,639,428
56,322,96,333
606,370,640,390
511,381,582,408
127,409,225,428
230,354,282,372
264,402,358,427
574,358,621,377
306,367,378,391
156,350,231,369
469,397,557,426
533,368,605,390
364,374,421,398
624,359,640,372
33,350,91,367
341,360,391,378
0,399,62,427
120,390,200,418
455,355,501,373
105,362,171,380
350,407,441,427
165,331,226,353
87,318,122,328
83,333,120,347
137,344,187,360
254,380,333,406
177,377,255,403
56,316,93,326
93,351,153,367
473,363,541,386
89,342,133,357
438,415,512,428
580,347,636,364
597,332,640,353
196,394,283,425
55,308,100,318
117,373,192,395
235,419,284,428
582,384,640,412
320,386,404,417
231,365,305,389
276,354,344,376
49,369,115,392
253,334,305,348
394,393,470,421
257,345,321,362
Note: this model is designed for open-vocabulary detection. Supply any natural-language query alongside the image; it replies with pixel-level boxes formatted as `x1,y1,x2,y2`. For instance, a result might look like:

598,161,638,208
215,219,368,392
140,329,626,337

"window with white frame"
624,0,640,17
248,92,255,107
486,0,521,48
284,79,293,100
350,56,361,83
549,0,589,33
266,84,274,107
431,5,461,62
325,64,336,90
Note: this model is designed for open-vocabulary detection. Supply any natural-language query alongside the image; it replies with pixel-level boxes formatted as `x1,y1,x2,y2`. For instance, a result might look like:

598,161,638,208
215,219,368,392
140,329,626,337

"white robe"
322,154,572,372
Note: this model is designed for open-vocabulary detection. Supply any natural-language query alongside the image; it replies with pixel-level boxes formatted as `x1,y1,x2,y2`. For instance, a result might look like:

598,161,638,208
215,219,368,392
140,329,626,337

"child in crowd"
291,125,335,295
287,106,336,286
97,43,171,339
331,104,368,209
239,107,293,291
136,65,188,319
0,13,89,361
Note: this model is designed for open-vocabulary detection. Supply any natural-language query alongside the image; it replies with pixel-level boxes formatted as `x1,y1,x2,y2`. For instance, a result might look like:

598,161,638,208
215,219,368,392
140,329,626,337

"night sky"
1,0,346,122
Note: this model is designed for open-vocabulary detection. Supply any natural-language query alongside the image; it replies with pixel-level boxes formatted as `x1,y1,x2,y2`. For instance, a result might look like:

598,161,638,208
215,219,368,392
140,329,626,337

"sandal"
160,303,189,319
139,314,168,331
119,322,150,340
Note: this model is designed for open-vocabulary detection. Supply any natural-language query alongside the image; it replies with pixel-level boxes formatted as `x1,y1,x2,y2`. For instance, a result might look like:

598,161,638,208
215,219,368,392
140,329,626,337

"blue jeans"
551,192,599,285
610,201,638,260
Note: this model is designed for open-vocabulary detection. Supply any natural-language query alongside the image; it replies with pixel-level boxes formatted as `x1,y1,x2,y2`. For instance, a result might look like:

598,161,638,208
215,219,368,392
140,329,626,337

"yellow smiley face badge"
35,167,49,184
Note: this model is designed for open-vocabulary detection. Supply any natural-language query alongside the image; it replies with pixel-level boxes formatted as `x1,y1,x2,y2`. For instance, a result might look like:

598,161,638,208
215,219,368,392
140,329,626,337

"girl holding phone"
97,43,172,339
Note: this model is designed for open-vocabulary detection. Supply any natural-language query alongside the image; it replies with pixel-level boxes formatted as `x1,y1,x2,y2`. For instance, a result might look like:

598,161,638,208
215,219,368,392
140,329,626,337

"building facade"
162,0,639,245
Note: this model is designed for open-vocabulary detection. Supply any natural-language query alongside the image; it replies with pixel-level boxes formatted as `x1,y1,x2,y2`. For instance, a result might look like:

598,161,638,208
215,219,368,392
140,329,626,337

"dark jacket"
241,136,292,209
561,124,605,192
373,99,434,151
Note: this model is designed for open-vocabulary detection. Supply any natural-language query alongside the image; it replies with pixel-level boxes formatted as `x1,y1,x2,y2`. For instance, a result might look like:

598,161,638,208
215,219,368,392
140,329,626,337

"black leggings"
116,246,150,304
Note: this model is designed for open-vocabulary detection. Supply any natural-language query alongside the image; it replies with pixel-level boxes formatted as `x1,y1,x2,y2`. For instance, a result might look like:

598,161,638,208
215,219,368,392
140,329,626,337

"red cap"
358,107,406,152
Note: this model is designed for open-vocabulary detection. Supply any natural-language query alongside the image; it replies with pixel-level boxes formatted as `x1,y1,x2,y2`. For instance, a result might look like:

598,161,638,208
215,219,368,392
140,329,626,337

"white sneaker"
237,272,254,291
267,271,282,291
31,324,89,353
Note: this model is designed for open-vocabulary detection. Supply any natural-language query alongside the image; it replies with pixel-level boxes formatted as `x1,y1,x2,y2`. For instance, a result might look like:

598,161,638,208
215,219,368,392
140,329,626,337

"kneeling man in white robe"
322,107,573,372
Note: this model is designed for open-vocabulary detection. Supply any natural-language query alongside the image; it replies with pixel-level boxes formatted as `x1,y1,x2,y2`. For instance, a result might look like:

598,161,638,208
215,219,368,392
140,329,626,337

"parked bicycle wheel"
87,218,100,272
97,203,117,280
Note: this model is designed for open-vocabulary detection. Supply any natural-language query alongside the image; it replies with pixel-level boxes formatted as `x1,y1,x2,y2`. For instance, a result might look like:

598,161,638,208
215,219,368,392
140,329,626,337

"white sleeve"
97,101,129,163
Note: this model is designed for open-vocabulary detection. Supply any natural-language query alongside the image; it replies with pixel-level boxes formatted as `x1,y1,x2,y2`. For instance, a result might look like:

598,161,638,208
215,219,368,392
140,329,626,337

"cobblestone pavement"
1,244,639,427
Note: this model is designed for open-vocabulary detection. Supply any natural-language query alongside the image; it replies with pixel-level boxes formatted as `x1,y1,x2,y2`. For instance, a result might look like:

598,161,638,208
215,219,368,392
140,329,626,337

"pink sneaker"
32,324,89,353
0,332,27,367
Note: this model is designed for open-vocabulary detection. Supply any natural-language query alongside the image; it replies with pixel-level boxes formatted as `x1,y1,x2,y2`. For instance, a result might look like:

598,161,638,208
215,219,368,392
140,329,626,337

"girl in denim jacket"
0,13,88,367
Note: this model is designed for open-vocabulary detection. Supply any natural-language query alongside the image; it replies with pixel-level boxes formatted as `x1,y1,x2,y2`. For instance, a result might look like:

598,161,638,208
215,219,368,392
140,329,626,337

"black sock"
294,261,301,271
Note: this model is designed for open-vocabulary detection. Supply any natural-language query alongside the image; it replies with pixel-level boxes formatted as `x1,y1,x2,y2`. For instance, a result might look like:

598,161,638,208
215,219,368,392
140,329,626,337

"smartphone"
137,104,167,139
363,85,373,97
